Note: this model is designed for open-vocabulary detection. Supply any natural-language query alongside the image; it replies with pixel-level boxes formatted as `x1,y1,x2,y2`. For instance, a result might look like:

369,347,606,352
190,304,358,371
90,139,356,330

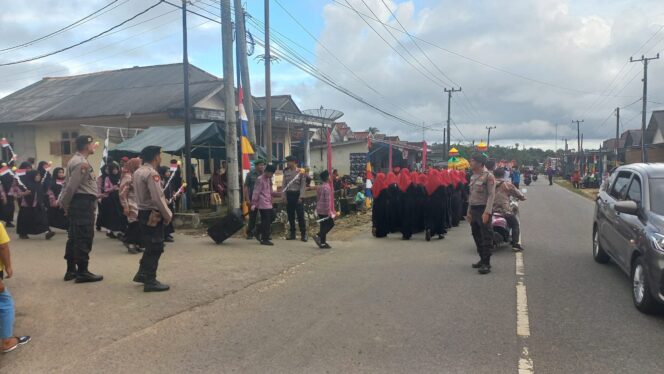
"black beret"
140,146,162,161
265,164,276,173
75,135,94,150
285,155,297,162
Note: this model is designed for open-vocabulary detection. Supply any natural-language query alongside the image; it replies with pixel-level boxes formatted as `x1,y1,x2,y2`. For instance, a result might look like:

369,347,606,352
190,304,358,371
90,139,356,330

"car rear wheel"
631,257,662,314
592,228,610,264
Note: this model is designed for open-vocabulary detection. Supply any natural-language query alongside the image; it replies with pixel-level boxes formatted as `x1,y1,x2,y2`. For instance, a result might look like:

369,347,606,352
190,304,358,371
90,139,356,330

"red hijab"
398,169,412,192
386,172,398,186
417,173,428,186
425,169,440,195
372,173,387,198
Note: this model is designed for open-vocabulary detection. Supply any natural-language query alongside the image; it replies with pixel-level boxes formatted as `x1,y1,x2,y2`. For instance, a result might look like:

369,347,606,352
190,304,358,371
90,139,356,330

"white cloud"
1,0,664,151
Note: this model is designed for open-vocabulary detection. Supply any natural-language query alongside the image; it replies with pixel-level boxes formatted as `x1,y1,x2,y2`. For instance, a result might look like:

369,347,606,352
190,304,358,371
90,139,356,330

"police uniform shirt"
282,167,306,195
468,168,496,216
134,163,173,221
59,152,98,208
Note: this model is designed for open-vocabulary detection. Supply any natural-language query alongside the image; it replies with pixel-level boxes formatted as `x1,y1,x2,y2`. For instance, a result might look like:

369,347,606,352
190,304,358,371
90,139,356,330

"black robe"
427,186,447,236
386,184,402,233
372,192,390,238
17,173,50,236
413,185,427,233
100,176,127,232
0,174,14,224
399,185,417,240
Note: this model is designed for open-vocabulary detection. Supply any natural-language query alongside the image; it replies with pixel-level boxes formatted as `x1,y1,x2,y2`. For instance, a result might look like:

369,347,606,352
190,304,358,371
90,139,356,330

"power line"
269,0,427,125
376,0,484,126
341,0,445,90
3,8,181,83
330,0,643,99
0,0,126,54
174,2,430,131
0,1,166,67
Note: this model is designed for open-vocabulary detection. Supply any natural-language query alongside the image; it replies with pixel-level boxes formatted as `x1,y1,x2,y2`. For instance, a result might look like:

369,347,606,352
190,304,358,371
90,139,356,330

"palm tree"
367,127,379,135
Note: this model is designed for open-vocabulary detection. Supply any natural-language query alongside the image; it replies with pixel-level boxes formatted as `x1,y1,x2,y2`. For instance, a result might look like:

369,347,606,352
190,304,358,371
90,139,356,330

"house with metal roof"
0,63,233,169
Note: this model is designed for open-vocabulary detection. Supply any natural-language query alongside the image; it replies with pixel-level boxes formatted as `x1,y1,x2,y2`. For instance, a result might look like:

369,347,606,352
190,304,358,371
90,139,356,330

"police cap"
470,153,487,166
140,146,162,162
75,135,94,150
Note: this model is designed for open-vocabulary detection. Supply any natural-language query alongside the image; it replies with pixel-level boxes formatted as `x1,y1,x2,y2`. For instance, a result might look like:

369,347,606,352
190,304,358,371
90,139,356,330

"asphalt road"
3,181,664,373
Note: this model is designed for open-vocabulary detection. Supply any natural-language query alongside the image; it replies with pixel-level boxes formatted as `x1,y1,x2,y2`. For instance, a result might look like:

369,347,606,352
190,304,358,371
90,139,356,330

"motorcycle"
492,198,520,248
524,174,532,186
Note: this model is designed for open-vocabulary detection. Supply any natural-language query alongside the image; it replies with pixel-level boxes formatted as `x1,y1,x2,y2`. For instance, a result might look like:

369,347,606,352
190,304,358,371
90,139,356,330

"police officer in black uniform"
59,135,103,283
132,146,172,292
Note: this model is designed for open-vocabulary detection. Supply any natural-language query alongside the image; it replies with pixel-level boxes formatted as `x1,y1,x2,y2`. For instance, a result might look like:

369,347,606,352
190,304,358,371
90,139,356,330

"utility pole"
555,123,558,151
615,107,620,167
181,0,193,210
221,0,240,211
572,119,583,165
444,87,462,156
486,126,497,148
630,53,659,162
264,0,273,163
234,0,256,144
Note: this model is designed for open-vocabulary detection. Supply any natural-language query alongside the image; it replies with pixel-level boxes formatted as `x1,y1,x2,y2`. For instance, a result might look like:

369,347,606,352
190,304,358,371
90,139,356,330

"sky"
1,0,664,151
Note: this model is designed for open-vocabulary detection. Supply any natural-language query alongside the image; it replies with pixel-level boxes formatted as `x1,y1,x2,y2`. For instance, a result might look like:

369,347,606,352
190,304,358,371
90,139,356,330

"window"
626,176,642,205
272,142,284,169
57,131,79,155
609,171,632,200
650,179,664,215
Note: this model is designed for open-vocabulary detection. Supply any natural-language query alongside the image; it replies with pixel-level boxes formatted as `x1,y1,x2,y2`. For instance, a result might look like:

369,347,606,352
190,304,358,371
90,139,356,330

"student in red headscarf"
371,173,389,238
450,170,464,227
398,169,416,240
424,169,446,241
385,170,401,233
413,173,428,233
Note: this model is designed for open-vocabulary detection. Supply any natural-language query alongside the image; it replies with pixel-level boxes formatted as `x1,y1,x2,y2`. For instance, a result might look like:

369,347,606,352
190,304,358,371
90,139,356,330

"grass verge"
554,178,599,201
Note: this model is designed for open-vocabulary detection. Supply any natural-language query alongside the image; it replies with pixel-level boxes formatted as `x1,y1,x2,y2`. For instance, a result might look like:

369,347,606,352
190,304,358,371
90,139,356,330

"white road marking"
516,251,534,373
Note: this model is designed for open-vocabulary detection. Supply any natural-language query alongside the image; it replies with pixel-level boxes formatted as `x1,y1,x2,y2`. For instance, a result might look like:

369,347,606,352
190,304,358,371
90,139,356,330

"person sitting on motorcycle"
493,168,527,251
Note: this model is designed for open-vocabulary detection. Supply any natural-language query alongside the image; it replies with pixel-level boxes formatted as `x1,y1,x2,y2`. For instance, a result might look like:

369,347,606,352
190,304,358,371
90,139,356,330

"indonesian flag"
0,165,10,176
14,169,27,176
0,138,9,148
238,87,254,174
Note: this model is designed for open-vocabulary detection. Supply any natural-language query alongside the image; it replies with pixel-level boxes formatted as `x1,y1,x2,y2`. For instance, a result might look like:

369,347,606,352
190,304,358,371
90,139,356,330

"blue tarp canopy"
109,122,225,159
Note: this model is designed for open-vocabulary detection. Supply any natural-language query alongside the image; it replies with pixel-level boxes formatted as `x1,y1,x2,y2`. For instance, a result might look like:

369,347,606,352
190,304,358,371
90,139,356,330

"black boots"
64,260,77,281
144,280,170,292
286,231,296,240
75,262,103,283
301,232,308,242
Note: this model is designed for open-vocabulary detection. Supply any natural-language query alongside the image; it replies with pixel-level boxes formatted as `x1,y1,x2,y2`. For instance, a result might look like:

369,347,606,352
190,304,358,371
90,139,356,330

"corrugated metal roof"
254,95,301,113
0,63,223,124
110,122,225,159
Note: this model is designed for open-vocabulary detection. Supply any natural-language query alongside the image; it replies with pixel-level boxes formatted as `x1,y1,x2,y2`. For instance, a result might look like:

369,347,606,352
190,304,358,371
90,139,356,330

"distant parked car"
593,163,664,314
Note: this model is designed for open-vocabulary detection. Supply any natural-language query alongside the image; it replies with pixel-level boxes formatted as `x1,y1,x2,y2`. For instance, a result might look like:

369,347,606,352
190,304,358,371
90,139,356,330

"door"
600,171,632,258
614,174,646,272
